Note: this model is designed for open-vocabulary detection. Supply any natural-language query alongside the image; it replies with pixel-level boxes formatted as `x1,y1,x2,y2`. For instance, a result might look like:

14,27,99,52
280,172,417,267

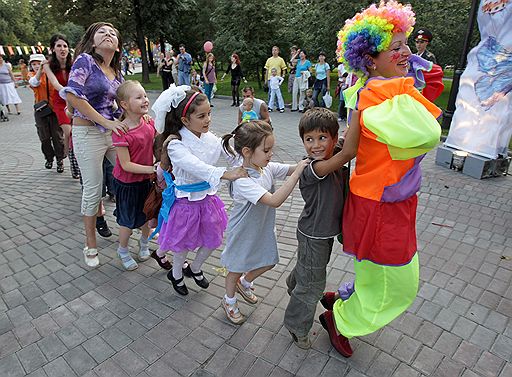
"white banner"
445,0,512,159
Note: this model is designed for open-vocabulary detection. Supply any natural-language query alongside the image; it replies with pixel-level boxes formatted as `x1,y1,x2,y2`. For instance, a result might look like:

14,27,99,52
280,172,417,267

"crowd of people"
15,0,447,360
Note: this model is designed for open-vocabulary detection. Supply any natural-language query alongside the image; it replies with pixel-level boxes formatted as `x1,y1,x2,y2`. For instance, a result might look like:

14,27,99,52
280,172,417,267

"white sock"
172,251,188,286
190,247,213,280
224,294,237,305
240,276,252,289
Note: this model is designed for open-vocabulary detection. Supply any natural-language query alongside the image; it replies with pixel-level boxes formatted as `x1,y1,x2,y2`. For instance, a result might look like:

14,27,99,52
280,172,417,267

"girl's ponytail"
222,121,273,157
222,133,236,157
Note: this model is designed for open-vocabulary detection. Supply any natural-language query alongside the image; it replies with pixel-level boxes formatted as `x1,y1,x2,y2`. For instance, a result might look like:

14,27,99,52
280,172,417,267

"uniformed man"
414,28,437,64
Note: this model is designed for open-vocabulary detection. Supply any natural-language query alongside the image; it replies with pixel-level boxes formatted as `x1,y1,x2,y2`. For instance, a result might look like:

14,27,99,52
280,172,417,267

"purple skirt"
158,195,228,253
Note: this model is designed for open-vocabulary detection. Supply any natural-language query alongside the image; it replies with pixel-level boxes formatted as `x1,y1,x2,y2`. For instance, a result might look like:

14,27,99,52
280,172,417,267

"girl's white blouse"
168,127,238,201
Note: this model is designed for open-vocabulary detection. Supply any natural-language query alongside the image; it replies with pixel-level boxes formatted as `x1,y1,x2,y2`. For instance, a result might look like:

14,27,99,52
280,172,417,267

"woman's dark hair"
231,53,240,65
160,88,208,142
74,22,123,77
222,121,273,157
49,34,72,73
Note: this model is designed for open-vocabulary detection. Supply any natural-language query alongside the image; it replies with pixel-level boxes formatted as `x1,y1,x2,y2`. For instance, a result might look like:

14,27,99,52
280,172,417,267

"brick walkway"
0,87,511,377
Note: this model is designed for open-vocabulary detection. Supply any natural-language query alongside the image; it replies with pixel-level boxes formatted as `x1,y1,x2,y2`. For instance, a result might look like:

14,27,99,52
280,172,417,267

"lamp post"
441,0,480,130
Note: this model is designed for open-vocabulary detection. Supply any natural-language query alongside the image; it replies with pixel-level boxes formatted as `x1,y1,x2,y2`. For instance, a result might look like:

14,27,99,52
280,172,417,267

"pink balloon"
203,41,213,53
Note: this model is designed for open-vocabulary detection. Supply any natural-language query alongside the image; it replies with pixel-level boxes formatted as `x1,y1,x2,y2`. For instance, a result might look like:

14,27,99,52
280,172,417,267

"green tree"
0,0,36,44
212,0,277,86
49,0,195,83
59,22,86,47
167,0,215,64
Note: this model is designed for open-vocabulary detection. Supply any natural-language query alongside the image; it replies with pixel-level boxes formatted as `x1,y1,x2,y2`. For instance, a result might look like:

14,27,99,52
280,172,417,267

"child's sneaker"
222,298,246,325
289,331,312,349
236,279,258,304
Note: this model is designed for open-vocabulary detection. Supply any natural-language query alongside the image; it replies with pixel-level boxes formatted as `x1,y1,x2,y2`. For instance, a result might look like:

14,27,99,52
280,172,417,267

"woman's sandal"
150,250,172,270
183,264,209,289
167,271,189,295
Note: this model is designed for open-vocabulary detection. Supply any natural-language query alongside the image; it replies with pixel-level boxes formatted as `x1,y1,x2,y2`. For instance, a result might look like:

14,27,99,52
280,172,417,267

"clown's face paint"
371,33,411,78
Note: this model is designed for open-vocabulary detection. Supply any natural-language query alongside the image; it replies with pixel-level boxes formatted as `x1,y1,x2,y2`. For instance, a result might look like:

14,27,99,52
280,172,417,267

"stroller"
0,102,9,122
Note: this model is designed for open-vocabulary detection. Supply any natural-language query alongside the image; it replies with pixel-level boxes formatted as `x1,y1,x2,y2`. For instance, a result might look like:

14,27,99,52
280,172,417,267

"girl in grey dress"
220,121,309,324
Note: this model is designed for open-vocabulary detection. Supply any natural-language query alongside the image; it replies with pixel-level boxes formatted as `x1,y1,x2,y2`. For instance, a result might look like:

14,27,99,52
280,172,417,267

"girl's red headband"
182,92,200,117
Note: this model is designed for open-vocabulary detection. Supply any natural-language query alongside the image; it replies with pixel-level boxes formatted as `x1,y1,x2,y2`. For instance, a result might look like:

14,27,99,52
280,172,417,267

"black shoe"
45,160,53,169
96,218,112,238
183,265,209,289
210,104,214,107
150,250,172,270
167,271,189,295
291,109,298,112
56,160,64,173
231,102,236,107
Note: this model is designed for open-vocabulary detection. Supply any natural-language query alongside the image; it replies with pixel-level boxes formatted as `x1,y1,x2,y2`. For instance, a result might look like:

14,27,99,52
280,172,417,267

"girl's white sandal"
83,247,99,268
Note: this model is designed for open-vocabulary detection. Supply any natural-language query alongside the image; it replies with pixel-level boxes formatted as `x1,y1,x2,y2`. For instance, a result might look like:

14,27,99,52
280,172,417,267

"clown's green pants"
333,253,419,338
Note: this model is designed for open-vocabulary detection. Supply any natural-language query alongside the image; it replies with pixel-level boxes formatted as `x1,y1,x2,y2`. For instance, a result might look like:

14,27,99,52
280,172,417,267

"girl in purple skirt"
151,85,247,296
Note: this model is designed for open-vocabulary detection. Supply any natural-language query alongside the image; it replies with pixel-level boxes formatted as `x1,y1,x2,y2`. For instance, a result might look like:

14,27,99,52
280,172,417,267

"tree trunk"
133,0,150,83
146,38,155,73
159,36,165,53
256,62,261,88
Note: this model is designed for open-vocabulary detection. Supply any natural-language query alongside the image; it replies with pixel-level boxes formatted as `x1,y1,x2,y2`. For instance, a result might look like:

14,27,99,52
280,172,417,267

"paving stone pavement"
0,86,511,377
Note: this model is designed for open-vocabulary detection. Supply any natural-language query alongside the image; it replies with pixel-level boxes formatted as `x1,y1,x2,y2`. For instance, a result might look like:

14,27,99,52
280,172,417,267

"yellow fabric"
333,253,419,338
362,94,441,160
264,56,287,81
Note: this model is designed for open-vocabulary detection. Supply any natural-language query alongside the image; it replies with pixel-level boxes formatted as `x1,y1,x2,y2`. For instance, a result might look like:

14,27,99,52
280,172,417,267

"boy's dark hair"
242,86,254,95
222,120,273,157
298,108,339,140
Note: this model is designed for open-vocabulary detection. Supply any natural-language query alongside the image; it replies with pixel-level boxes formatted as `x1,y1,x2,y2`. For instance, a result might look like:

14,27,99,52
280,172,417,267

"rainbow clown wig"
337,0,415,77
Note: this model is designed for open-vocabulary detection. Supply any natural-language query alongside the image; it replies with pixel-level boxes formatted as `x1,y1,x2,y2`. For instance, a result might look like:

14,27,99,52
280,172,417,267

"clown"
317,1,442,357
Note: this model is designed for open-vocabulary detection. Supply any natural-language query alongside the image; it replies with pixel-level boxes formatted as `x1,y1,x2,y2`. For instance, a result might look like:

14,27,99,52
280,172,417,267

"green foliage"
3,0,479,84
0,0,84,49
0,0,35,44
166,0,214,60
409,0,478,67
212,0,278,82
59,22,85,48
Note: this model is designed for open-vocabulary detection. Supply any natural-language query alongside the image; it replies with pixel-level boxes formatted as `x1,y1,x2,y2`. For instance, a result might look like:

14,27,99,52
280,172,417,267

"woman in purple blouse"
61,22,126,268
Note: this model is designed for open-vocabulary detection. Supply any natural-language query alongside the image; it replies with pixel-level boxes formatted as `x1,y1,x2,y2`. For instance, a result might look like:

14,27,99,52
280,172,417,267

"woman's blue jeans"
312,79,328,107
204,83,214,102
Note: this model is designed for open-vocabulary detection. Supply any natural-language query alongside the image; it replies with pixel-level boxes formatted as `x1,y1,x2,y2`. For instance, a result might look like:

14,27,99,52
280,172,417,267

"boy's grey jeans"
284,231,334,337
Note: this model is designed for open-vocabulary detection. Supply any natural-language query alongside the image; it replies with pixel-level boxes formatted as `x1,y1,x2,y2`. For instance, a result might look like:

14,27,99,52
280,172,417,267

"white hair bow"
151,84,191,133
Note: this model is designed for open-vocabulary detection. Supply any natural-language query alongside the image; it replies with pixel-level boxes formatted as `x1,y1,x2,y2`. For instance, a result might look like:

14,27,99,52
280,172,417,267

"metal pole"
441,0,480,129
